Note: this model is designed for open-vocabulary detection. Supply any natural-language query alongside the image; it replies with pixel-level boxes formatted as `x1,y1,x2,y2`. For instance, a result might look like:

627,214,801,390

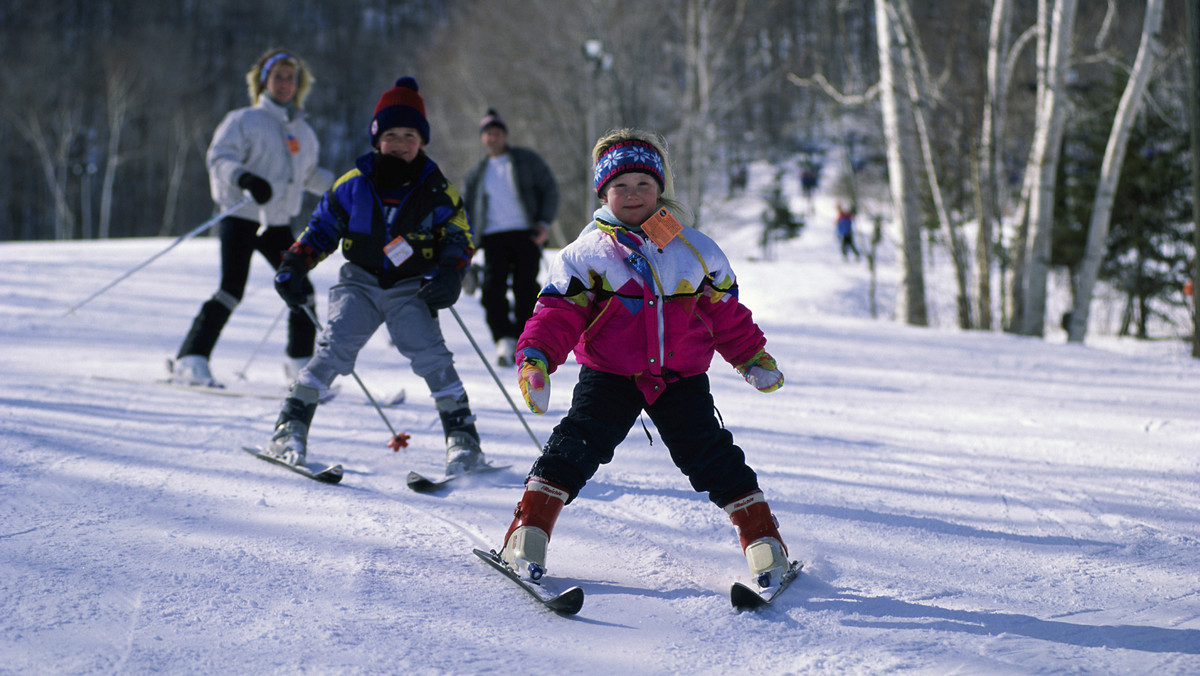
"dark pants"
177,216,315,360
530,367,760,508
480,230,541,343
840,232,860,259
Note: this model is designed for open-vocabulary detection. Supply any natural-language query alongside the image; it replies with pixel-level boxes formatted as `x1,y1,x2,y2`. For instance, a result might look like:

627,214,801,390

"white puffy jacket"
206,96,335,225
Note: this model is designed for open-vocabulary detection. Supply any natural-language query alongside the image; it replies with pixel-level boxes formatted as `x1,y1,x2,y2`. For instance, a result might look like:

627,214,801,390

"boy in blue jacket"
267,77,483,474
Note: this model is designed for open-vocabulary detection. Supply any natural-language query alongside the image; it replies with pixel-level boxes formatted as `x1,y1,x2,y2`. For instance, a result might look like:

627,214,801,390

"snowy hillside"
2,172,1199,675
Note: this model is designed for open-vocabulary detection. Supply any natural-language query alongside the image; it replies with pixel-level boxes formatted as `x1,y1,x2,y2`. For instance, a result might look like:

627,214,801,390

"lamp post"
582,39,612,224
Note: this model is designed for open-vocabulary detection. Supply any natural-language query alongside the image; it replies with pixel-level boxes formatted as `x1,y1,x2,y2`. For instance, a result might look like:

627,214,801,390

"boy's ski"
93,375,341,403
472,548,584,615
730,561,803,611
405,463,510,493
241,446,344,484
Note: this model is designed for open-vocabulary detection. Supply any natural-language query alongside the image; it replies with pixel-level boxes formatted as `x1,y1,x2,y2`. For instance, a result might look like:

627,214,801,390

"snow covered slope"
2,179,1198,674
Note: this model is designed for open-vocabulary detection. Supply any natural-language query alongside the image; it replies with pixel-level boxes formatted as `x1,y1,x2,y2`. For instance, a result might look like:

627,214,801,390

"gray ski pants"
298,263,465,400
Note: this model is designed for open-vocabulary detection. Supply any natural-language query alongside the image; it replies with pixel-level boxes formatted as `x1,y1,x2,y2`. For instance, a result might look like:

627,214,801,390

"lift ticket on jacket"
384,235,414,265
642,208,682,249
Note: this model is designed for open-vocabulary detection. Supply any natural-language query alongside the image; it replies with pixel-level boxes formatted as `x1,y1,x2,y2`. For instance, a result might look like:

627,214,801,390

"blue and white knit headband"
260,53,293,84
594,140,665,196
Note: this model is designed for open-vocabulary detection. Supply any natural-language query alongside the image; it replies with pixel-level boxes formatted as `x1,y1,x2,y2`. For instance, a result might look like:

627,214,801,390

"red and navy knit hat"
594,139,665,197
369,77,430,146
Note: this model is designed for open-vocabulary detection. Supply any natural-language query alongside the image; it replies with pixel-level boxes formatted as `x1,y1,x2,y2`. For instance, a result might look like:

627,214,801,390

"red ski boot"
500,479,568,581
725,489,791,589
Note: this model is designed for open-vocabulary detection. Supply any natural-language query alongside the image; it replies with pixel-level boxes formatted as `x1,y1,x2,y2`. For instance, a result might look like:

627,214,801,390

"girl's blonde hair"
592,128,692,224
245,48,314,108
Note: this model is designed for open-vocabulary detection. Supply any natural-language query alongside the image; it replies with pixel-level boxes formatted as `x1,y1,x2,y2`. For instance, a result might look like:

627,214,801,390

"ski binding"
241,446,344,484
731,560,803,611
472,548,584,615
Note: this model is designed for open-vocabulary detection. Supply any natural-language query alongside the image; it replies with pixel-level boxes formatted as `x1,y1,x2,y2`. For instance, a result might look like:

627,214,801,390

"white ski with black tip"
731,561,803,611
241,446,344,484
472,548,584,615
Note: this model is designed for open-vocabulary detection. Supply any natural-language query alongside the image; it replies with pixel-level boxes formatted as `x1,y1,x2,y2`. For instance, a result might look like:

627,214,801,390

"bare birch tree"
875,0,927,326
1001,23,1041,332
1019,0,1078,337
1066,0,1165,343
976,0,1013,331
6,107,81,241
1188,0,1200,359
98,55,143,239
891,0,972,328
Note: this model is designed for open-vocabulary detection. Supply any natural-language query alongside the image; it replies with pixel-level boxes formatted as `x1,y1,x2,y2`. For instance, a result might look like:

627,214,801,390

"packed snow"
2,166,1199,675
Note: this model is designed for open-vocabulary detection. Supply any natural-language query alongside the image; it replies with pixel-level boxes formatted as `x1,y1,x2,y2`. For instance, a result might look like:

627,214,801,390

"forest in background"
0,0,1194,345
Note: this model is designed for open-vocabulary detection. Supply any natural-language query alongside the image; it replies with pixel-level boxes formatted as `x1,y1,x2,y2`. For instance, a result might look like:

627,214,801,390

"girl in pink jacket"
494,128,792,593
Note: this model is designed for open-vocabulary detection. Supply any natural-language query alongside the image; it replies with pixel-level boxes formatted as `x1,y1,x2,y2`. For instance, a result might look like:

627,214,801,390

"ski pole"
300,305,407,450
447,306,542,452
234,305,287,380
65,195,254,316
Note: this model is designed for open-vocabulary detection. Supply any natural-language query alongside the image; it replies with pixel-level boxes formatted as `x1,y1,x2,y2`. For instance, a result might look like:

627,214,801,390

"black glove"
237,171,273,204
274,254,311,308
417,263,464,311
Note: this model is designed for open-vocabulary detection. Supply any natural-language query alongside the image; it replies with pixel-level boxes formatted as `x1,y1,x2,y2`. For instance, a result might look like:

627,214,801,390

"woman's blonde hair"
592,128,691,224
245,48,314,108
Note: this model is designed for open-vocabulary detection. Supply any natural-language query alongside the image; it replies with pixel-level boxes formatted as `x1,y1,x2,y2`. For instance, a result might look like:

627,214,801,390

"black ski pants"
530,366,760,508
479,230,542,343
177,216,315,360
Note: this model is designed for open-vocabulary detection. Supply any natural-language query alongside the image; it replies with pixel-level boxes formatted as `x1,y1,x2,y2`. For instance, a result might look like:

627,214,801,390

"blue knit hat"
594,139,665,196
369,77,430,146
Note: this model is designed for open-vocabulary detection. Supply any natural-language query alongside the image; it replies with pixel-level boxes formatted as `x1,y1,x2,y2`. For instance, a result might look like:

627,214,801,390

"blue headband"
260,53,293,84
594,140,665,196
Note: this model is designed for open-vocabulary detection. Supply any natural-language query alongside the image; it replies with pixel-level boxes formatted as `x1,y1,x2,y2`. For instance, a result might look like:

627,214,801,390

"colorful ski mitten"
736,349,784,392
516,347,551,414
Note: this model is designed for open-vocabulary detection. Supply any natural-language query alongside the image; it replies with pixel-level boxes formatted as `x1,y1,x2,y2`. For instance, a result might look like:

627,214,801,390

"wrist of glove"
274,251,311,308
417,262,464,311
516,347,551,414
237,171,273,205
735,349,784,393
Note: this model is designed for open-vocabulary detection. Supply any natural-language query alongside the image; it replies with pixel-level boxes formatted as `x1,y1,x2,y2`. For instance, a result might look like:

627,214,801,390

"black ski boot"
437,394,484,475
266,382,320,465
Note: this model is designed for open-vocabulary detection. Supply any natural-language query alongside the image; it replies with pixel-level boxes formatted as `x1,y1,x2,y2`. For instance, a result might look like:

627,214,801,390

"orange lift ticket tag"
384,235,414,266
642,208,682,249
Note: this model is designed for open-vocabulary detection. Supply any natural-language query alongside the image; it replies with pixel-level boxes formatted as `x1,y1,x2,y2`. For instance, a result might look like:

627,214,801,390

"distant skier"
800,163,819,212
495,128,793,592
836,203,860,261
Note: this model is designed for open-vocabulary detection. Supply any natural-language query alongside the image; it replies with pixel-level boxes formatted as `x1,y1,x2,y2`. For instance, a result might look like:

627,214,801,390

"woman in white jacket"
172,48,334,386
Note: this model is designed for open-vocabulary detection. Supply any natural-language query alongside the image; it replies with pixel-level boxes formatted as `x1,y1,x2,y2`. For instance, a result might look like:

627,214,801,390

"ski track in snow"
2,168,1199,674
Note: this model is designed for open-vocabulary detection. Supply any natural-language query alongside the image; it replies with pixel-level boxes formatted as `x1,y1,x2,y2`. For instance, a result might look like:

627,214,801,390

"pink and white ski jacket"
517,209,767,404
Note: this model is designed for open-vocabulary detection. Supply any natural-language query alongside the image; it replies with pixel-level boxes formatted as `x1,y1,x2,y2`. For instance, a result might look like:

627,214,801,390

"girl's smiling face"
600,171,660,226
